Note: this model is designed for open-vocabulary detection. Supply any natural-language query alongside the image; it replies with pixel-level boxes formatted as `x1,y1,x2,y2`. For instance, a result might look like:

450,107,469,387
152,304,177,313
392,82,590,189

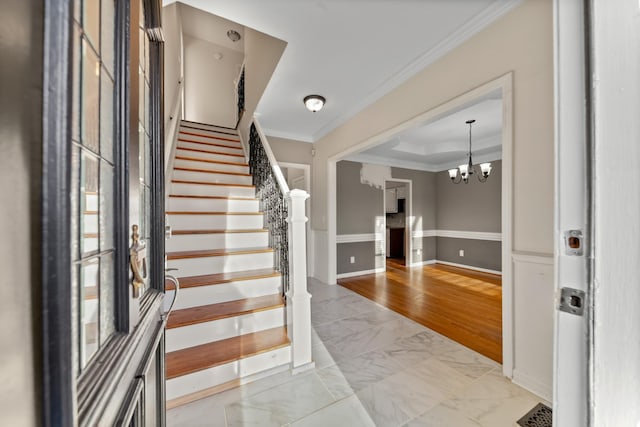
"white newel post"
285,189,314,373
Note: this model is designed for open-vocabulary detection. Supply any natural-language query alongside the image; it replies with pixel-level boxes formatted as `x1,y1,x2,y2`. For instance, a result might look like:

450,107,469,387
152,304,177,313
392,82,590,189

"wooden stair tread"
175,155,248,167
178,138,242,151
176,146,245,158
169,194,257,201
180,120,237,132
167,268,280,290
167,247,273,260
166,327,289,379
171,228,267,235
179,132,241,143
173,166,251,177
167,294,284,329
171,180,254,188
166,211,262,215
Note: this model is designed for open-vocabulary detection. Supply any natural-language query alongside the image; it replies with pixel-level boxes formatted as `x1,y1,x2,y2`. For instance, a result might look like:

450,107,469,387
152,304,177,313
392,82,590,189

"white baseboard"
336,267,385,279
435,260,502,276
410,259,437,267
512,369,552,403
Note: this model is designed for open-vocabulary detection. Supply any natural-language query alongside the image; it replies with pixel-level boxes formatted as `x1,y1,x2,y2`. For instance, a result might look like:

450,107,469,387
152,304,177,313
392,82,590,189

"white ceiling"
179,3,245,54
345,89,503,172
164,0,521,143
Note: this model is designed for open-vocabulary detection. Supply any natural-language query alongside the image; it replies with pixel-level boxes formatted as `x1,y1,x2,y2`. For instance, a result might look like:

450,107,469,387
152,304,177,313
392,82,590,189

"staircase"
165,120,291,407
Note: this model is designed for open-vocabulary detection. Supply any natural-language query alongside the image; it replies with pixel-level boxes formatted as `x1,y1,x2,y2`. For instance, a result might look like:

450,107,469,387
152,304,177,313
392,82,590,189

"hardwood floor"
338,258,503,363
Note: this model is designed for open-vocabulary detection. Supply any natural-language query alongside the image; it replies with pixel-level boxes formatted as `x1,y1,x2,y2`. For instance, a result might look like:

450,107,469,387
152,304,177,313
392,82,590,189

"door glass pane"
101,0,115,77
101,72,114,162
81,152,99,255
99,252,115,344
83,0,100,50
100,161,114,251
82,40,100,153
80,258,100,367
71,147,80,261
72,24,82,143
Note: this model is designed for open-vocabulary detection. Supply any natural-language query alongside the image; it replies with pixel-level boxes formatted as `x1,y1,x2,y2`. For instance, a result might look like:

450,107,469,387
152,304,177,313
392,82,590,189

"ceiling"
164,0,522,143
179,3,245,54
345,89,503,172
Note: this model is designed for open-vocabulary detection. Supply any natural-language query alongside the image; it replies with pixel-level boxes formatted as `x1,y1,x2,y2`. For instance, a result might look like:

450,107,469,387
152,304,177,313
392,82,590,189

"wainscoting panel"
512,252,554,401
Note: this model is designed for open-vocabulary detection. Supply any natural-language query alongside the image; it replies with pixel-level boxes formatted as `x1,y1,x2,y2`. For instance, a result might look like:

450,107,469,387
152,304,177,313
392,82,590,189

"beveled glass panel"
139,27,145,73
82,40,101,153
71,147,80,261
80,258,100,369
145,79,151,133
138,69,145,128
144,131,151,185
99,252,115,345
145,35,150,81
100,72,114,162
99,161,114,251
138,185,147,240
81,151,100,255
138,122,146,184
82,0,100,52
72,262,80,377
72,24,82,143
101,0,115,77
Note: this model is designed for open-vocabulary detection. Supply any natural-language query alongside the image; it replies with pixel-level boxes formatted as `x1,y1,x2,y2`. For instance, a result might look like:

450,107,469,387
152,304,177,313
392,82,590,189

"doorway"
384,179,412,267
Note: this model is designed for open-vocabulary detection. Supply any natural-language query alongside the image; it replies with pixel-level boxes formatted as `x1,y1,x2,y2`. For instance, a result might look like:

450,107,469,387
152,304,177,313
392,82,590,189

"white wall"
592,0,640,424
183,35,244,128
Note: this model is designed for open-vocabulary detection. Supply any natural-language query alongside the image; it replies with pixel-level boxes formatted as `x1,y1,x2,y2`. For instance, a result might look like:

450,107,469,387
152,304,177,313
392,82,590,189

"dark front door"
41,0,166,425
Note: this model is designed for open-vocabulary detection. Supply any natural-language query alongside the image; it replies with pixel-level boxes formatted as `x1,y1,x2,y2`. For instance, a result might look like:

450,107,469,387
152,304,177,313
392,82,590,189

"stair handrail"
233,63,245,129
249,118,313,373
164,78,184,201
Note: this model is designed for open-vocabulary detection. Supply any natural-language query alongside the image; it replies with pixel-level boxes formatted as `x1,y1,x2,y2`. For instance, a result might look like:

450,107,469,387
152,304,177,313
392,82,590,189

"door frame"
553,0,591,425
383,179,413,267
327,72,514,375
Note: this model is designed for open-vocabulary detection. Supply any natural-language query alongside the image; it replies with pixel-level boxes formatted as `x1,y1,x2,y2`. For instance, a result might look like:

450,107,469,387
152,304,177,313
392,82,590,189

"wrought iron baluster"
248,124,289,293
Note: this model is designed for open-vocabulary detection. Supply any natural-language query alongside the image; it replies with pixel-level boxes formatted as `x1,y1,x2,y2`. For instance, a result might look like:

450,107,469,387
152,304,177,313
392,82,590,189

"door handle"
129,224,147,298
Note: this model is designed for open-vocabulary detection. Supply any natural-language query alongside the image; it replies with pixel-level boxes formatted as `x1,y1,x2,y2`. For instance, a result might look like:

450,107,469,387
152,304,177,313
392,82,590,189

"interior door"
41,0,166,425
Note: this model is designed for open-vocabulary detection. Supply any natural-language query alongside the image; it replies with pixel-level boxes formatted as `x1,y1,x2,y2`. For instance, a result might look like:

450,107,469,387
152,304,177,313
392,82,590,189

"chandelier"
447,119,492,184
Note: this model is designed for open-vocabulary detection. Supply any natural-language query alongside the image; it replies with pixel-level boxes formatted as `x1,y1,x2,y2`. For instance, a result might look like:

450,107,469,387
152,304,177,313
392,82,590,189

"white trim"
512,369,553,403
512,252,554,265
411,259,437,267
336,267,385,279
435,260,502,276
336,234,378,244
327,72,514,377
410,229,502,241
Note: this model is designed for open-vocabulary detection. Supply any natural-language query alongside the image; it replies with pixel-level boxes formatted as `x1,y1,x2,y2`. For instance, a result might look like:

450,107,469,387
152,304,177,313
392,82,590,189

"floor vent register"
517,402,553,427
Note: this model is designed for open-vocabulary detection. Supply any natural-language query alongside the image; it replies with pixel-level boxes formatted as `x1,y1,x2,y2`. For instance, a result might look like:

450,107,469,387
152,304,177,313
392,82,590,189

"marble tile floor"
167,278,547,427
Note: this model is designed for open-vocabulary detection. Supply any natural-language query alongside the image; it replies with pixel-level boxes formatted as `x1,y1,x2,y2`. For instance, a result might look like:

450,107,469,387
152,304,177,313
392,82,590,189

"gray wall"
337,242,377,274
436,160,502,232
337,160,502,275
0,0,43,424
336,160,382,235
436,237,502,271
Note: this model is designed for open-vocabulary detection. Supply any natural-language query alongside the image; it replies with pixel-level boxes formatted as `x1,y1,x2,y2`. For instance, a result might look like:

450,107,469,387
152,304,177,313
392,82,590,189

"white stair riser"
166,346,290,401
168,214,263,230
176,148,246,164
170,182,255,198
167,251,273,275
178,133,241,145
168,197,259,213
166,231,268,252
172,169,252,185
177,141,244,155
171,276,282,310
166,307,285,352
174,158,249,174
180,125,239,138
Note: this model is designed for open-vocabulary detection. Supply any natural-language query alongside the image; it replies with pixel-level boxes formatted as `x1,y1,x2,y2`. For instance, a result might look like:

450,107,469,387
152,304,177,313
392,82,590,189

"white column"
285,189,314,373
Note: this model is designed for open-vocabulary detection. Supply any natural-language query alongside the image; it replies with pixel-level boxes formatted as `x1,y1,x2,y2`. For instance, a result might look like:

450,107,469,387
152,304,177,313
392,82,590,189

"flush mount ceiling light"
303,95,326,112
227,29,241,42
448,119,492,184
